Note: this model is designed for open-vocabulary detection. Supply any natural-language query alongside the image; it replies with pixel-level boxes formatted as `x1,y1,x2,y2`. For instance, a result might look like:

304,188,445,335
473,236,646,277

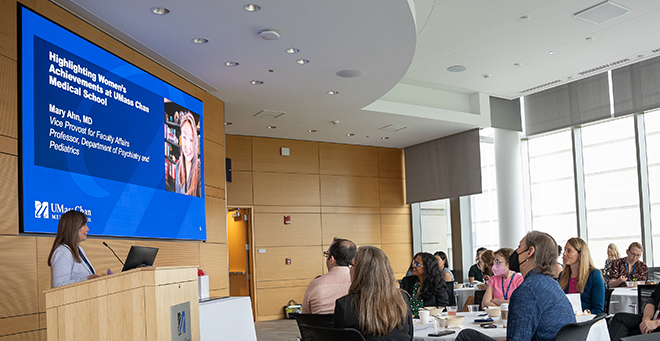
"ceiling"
51,0,660,148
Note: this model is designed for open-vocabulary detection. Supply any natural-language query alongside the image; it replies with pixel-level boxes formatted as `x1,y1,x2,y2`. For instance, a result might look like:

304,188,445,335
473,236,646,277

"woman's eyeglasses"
412,260,424,268
493,260,508,265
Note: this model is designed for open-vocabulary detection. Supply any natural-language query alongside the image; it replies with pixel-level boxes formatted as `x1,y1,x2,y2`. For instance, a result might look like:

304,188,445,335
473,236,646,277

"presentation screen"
19,7,206,240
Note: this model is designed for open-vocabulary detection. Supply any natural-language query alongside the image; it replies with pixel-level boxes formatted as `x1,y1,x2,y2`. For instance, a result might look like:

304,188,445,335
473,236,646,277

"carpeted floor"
254,318,301,341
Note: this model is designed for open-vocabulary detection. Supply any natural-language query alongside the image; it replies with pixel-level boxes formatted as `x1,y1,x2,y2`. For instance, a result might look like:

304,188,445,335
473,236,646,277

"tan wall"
0,1,228,339
226,135,412,321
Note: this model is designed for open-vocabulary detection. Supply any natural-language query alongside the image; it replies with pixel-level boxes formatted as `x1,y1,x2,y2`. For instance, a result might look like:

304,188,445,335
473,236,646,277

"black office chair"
297,323,366,341
446,281,456,306
605,288,615,315
474,289,485,309
634,284,657,315
292,314,334,341
621,333,660,340
554,313,607,341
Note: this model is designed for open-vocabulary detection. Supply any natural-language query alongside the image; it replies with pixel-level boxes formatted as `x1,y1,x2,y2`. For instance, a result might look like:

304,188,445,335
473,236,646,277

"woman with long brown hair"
48,210,100,288
176,111,201,197
334,246,412,340
558,237,605,314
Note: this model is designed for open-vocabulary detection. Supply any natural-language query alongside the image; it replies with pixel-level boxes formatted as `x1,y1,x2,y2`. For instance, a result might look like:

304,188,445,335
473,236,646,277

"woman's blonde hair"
559,237,600,293
349,246,408,336
177,111,200,196
607,243,620,259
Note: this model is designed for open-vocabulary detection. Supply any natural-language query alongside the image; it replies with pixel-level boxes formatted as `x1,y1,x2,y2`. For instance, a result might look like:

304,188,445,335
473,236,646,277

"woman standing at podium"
48,210,100,288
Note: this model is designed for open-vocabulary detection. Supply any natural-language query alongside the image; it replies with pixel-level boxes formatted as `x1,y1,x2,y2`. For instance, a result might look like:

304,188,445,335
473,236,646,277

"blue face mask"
509,248,529,273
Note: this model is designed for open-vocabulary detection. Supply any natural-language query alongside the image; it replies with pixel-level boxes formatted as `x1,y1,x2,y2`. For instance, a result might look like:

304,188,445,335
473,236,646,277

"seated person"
482,248,523,308
558,237,605,314
334,246,412,341
434,251,454,282
469,247,487,283
456,231,575,341
476,250,494,290
609,282,660,341
400,252,448,317
609,242,648,288
302,237,356,314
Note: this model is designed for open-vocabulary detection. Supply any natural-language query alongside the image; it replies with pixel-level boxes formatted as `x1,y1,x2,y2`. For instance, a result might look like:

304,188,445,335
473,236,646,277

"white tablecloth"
413,313,609,341
454,287,476,310
199,296,257,341
610,287,637,314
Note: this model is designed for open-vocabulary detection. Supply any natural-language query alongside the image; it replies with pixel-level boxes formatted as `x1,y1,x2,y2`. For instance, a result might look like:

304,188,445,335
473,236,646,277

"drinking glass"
447,306,458,316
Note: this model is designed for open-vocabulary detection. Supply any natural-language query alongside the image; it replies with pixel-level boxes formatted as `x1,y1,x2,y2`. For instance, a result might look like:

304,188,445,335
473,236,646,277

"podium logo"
177,310,186,335
35,201,49,219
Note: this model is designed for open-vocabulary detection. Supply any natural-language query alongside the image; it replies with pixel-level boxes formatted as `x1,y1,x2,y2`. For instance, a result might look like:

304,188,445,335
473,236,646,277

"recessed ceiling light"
638,54,645,58
243,4,260,12
336,69,361,78
268,69,274,73
327,91,339,95
549,51,554,55
483,74,490,79
192,38,209,44
308,129,317,133
332,120,340,125
225,122,233,125
520,15,529,21
447,65,467,72
346,133,354,137
382,137,389,140
251,80,263,85
267,126,276,129
286,48,300,54
259,30,280,40
151,7,170,15
514,63,521,67
225,61,239,67
585,37,593,41
296,59,309,65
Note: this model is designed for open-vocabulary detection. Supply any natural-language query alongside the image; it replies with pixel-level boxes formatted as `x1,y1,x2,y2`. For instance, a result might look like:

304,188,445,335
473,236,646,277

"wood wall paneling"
380,214,412,244
320,175,379,207
253,172,320,206
204,139,226,190
199,242,228,292
377,148,405,179
0,314,39,338
0,330,45,341
252,138,319,174
319,143,378,176
0,135,17,155
381,243,414,278
205,196,227,243
36,237,54,313
253,212,321,247
226,171,253,206
0,236,39,318
225,135,252,171
255,286,308,321
0,154,18,235
134,241,201,268
255,246,322,281
379,178,407,207
0,0,18,60
195,92,225,146
321,213,381,246
205,185,225,199
0,56,17,138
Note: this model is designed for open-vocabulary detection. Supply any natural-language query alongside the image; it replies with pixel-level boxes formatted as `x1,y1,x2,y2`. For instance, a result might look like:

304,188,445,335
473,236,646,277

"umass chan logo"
34,201,92,221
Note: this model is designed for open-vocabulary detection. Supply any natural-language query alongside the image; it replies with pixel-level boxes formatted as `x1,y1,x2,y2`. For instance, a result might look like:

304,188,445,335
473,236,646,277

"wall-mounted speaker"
226,158,232,182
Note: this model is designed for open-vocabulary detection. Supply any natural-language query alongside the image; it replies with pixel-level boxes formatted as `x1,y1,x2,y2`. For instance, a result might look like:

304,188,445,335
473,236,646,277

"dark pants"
609,312,660,341
455,329,496,341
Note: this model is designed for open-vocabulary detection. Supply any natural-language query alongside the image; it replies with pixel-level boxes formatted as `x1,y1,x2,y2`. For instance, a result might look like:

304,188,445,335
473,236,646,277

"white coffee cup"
419,310,430,324
500,303,509,327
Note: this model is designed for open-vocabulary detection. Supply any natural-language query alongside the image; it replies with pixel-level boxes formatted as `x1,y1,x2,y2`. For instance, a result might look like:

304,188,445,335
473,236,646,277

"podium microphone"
103,242,125,266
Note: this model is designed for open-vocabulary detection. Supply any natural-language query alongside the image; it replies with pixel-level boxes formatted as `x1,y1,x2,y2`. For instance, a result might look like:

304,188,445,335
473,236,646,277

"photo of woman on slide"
164,99,201,197
176,111,201,197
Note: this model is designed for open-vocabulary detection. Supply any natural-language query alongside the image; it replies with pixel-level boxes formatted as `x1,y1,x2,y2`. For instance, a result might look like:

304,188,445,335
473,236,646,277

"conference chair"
554,313,607,341
604,288,617,315
292,314,334,341
446,281,456,306
297,323,366,341
629,284,656,315
474,290,485,309
620,333,660,340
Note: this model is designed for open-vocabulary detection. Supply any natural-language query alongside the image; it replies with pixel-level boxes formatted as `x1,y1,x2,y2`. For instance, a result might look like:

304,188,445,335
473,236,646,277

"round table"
610,287,638,314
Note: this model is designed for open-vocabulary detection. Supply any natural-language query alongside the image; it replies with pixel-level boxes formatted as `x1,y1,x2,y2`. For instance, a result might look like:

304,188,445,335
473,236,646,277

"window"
471,129,499,253
419,199,453,268
644,110,660,265
527,130,576,249
581,116,641,269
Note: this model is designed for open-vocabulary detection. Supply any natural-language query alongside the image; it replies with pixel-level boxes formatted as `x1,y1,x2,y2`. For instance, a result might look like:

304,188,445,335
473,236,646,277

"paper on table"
566,293,582,314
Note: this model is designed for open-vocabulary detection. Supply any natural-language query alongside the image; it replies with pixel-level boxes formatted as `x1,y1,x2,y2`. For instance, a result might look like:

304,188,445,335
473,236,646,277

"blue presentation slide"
20,7,206,240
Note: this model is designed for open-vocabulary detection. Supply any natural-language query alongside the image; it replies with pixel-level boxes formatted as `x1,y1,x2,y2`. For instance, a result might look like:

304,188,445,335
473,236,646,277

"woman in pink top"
481,248,524,308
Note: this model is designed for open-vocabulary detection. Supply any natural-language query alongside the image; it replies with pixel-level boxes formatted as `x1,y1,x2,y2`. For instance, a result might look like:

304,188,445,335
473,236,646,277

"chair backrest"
621,332,660,340
604,288,615,314
554,313,607,341
446,281,456,306
637,284,657,315
647,267,660,283
292,314,334,341
474,289,485,308
298,323,366,341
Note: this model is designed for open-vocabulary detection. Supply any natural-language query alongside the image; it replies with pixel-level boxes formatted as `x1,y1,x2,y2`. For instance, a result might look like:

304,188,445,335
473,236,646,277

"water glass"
468,304,480,313
447,306,458,316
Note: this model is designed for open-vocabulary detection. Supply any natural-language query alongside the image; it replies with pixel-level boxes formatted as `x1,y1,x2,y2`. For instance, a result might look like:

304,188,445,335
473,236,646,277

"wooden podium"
44,266,200,341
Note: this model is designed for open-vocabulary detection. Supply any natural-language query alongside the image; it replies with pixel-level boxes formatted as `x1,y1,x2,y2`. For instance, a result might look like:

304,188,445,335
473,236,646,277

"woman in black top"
400,252,448,317
334,246,412,341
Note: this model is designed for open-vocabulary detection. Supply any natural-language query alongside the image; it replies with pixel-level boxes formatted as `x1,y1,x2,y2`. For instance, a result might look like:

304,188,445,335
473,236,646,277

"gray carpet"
254,319,301,341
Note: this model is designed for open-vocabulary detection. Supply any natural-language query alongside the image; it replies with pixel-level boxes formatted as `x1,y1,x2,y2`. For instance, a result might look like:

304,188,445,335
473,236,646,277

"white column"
494,128,526,249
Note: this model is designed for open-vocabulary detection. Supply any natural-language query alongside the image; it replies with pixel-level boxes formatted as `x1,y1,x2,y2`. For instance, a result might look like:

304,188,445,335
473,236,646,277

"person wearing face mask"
481,248,524,309
456,231,575,341
558,237,605,314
